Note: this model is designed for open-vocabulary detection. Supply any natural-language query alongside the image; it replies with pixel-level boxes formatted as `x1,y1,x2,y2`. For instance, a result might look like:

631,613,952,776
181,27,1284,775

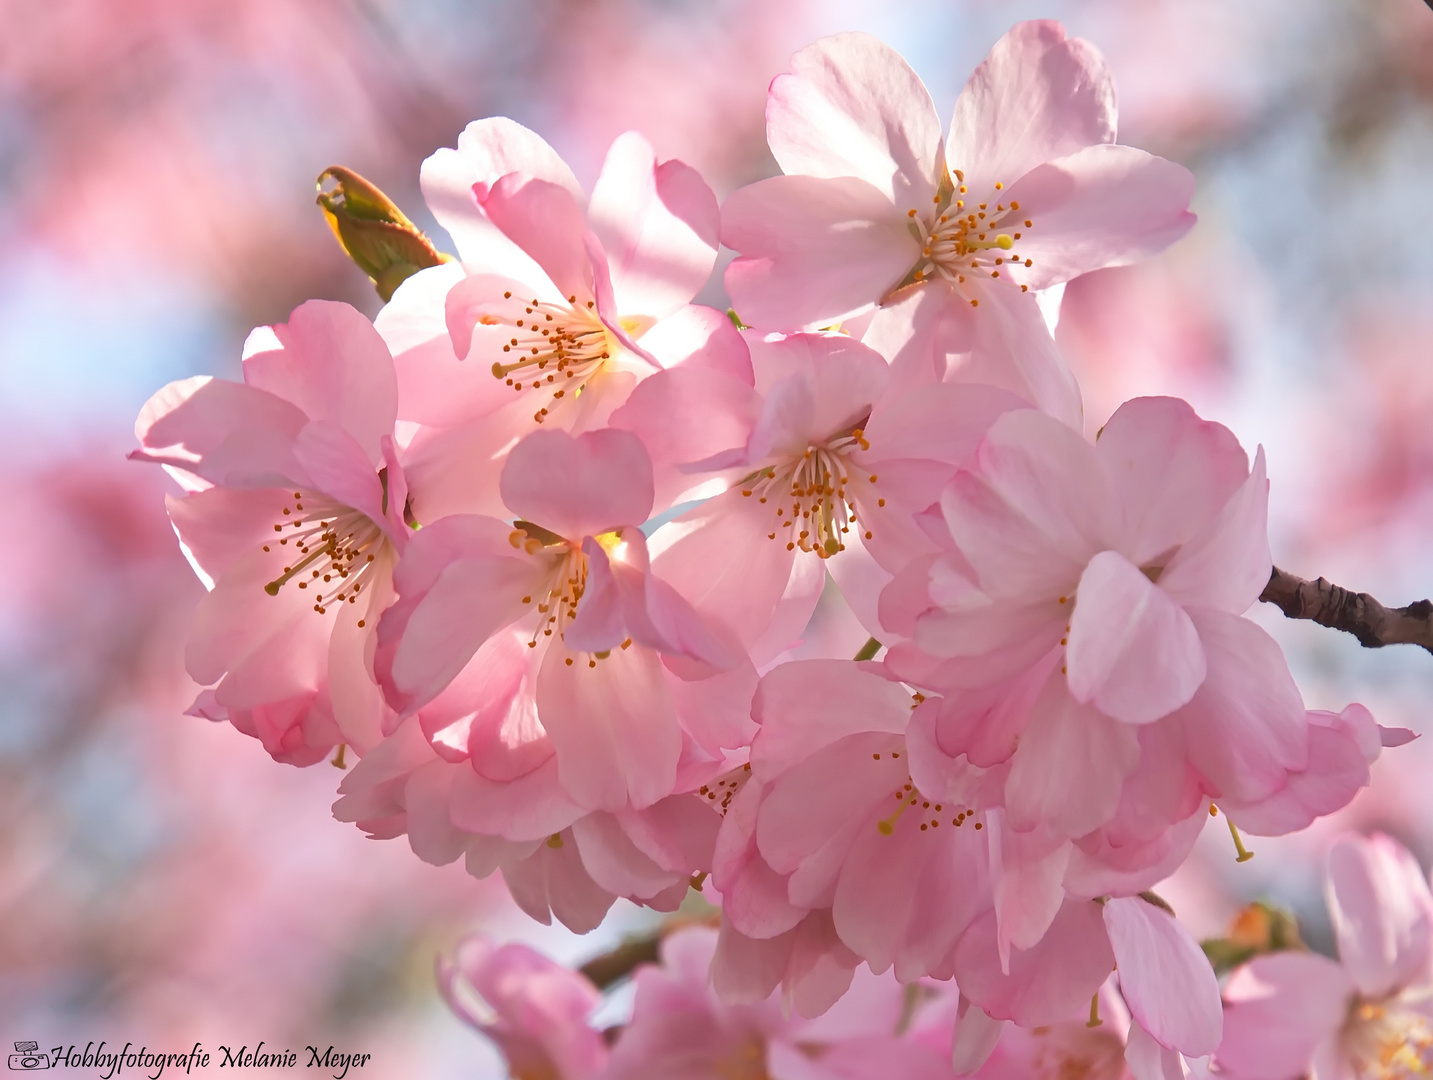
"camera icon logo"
7,1043,50,1070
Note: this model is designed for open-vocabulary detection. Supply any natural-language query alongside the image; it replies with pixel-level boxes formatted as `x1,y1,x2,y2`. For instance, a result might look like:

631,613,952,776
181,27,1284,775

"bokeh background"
2,0,1432,1073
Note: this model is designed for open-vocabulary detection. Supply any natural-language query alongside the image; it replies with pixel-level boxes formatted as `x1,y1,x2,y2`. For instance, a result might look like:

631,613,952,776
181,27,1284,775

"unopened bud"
1200,900,1304,973
316,166,453,301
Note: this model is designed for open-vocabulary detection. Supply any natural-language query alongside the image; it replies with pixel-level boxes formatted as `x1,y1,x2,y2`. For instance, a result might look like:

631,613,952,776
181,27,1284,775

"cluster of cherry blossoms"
437,830,1433,1080
132,20,1417,1079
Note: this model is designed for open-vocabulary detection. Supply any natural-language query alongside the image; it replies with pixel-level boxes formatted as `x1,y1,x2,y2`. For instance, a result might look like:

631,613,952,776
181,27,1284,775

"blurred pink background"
3,0,1432,1074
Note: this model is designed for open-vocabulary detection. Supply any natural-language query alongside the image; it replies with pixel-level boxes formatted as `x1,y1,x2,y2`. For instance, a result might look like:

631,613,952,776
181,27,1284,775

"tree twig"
1260,567,1433,656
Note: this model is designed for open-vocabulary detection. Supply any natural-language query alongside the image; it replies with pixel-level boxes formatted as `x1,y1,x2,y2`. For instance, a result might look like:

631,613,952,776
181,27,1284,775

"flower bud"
316,166,452,301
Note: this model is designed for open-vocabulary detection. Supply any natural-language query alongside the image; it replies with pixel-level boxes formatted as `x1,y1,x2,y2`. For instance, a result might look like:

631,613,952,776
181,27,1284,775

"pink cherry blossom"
603,924,953,1080
439,936,609,1080
613,330,1026,656
1217,833,1433,1080
380,121,741,525
332,711,722,933
881,396,1392,949
132,300,413,762
722,22,1196,424
374,426,751,812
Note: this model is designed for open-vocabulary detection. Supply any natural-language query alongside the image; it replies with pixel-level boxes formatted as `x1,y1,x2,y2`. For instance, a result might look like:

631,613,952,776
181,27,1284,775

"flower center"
486,293,612,424
738,424,876,559
699,762,754,816
508,521,630,666
262,491,387,620
1345,1000,1433,1080
907,171,1036,303
871,742,978,836
1029,1026,1128,1080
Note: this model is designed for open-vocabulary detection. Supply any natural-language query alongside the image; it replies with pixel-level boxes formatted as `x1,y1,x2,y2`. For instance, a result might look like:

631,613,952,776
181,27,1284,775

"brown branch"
1260,567,1433,656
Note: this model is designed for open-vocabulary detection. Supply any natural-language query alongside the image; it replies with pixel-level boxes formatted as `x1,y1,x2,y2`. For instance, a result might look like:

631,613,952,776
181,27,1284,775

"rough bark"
1260,566,1433,656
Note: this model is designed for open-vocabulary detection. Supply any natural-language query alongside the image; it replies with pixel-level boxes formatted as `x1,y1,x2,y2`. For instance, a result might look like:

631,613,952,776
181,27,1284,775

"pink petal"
291,421,389,529
664,655,760,756
616,794,721,879
377,514,547,714
241,300,399,464
165,485,294,585
1159,448,1271,615
500,428,654,540
501,830,617,933
403,759,469,866
326,553,392,753
954,899,1116,1027
421,632,548,772
379,263,481,427
832,792,992,981
745,331,890,458
756,732,903,884
943,409,1117,598
1000,144,1196,290
991,821,1071,955
951,1003,1006,1076
186,548,330,700
400,399,530,524
1064,809,1206,902
1004,673,1140,838
751,660,912,777
649,487,798,649
861,381,1029,469
1326,833,1433,999
133,376,308,489
768,32,943,205
711,916,792,1003
436,936,607,1080
747,550,827,668
570,811,685,899
1094,396,1251,568
1217,952,1352,1080
947,20,1116,199
420,116,582,273
608,364,761,506
722,174,919,331
713,780,809,939
637,303,753,383
1220,717,1371,837
587,131,720,321
450,756,583,842
959,279,1086,431
1125,1023,1192,1080
1104,896,1222,1056
477,174,596,307
861,282,974,395
1173,608,1307,803
536,640,680,811
1066,549,1207,725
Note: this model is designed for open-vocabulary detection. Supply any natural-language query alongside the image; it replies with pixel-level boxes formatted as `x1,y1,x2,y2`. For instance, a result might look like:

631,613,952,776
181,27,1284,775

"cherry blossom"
439,936,609,1080
380,122,741,524
1217,833,1433,1080
614,330,1027,654
880,396,1390,946
132,300,414,762
722,22,1196,425
374,426,751,812
603,924,952,1080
